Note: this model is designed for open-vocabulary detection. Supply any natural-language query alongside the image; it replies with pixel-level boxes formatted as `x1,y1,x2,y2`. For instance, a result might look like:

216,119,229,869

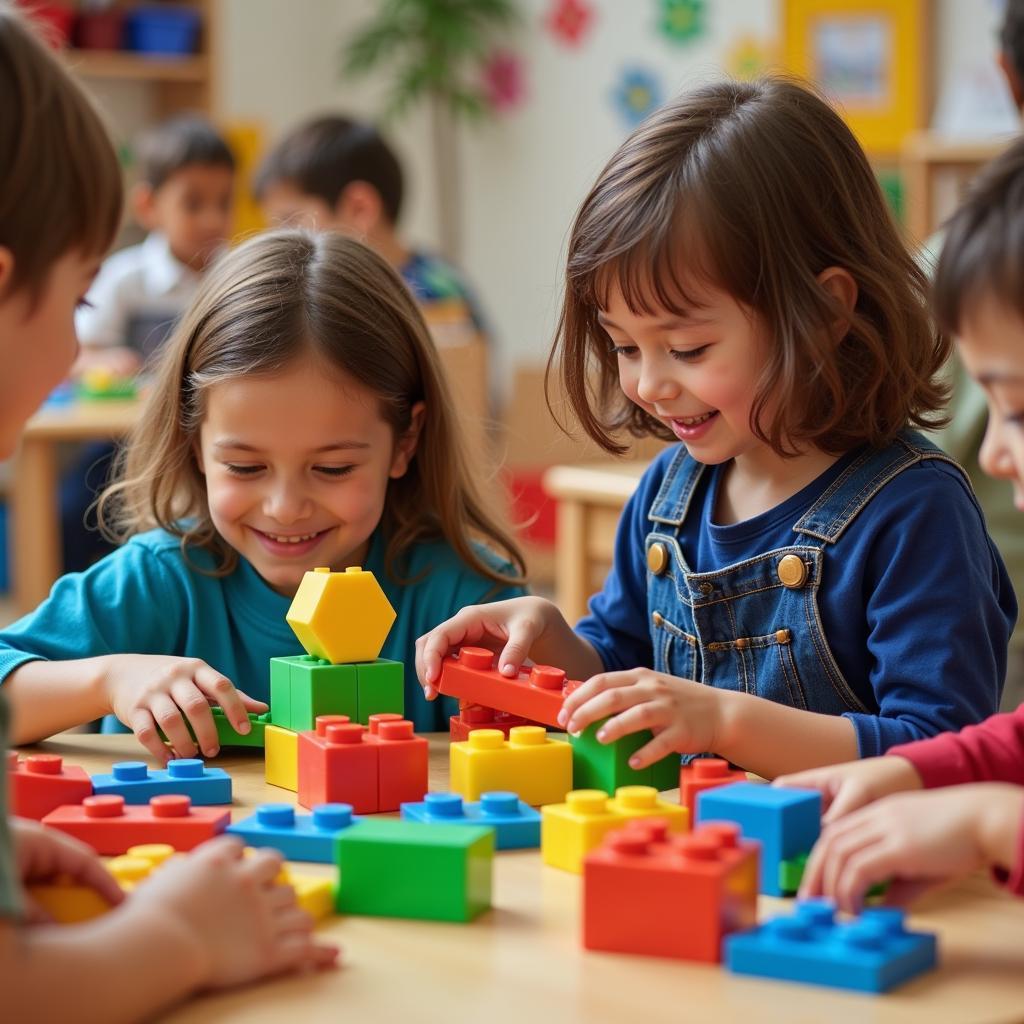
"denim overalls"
644,430,964,715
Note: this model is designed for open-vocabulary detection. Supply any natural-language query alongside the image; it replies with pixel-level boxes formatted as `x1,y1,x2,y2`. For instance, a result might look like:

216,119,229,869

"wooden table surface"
22,732,1024,1024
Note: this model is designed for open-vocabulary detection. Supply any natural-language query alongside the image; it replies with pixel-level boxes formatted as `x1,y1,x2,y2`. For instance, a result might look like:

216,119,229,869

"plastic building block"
211,709,269,748
541,786,688,873
297,717,377,813
778,851,889,901
679,758,747,821
269,655,358,731
569,720,681,793
437,646,573,728
42,794,229,854
227,803,358,863
107,844,177,890
10,754,92,820
354,658,405,723
450,726,572,806
584,820,759,961
336,819,493,922
28,877,114,923
368,717,428,811
278,864,334,921
287,565,396,664
725,900,937,992
449,703,533,741
265,723,299,792
91,759,231,805
76,367,137,401
697,782,820,896
401,791,541,849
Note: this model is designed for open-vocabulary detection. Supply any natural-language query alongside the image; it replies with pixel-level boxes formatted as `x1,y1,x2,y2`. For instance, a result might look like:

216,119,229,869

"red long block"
11,754,93,820
297,717,378,813
437,647,573,728
678,758,747,820
583,820,759,962
41,794,229,854
367,718,428,811
449,703,534,742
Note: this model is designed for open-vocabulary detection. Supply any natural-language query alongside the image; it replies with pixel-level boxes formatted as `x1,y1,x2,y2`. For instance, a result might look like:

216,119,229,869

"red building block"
449,703,534,741
367,719,429,811
583,820,759,963
679,758,747,821
41,794,229,854
11,754,93,820
437,647,573,728
297,717,378,813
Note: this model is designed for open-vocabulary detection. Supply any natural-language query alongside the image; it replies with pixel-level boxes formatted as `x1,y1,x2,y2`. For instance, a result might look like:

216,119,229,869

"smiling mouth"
254,528,331,544
673,412,715,425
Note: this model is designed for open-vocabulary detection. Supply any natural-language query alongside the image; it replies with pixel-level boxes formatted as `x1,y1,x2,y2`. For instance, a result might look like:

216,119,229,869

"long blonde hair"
99,229,525,586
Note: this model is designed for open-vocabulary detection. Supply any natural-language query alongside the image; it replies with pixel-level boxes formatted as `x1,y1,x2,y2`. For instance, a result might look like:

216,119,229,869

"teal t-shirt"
0,692,22,919
0,528,524,732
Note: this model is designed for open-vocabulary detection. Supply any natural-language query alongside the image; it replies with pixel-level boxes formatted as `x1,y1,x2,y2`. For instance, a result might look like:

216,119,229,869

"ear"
816,266,858,342
131,182,158,232
335,180,385,236
0,246,14,298
389,401,426,480
998,50,1024,110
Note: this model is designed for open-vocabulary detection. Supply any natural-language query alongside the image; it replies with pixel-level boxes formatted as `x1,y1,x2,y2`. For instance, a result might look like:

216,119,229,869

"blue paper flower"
612,66,663,128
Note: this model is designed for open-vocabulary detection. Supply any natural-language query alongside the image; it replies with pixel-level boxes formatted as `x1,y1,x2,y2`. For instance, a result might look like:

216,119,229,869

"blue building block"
696,781,820,895
91,760,232,806
725,900,937,992
227,803,358,863
400,791,541,850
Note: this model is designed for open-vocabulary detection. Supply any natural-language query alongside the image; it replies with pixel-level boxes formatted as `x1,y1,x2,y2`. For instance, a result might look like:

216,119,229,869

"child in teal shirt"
1,229,525,762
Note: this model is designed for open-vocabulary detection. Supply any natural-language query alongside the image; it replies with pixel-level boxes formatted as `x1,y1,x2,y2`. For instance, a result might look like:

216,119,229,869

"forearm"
977,784,1024,881
716,691,859,779
1,906,205,1023
4,658,109,744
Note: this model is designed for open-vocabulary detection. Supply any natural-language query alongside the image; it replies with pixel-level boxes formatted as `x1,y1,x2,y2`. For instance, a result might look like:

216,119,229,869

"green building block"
569,719,682,793
779,851,889,900
336,819,493,922
353,659,404,724
269,657,293,726
211,709,269,748
268,655,358,731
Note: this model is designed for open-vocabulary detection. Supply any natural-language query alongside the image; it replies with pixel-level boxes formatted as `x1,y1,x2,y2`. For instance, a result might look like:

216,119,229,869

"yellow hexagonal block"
287,566,396,665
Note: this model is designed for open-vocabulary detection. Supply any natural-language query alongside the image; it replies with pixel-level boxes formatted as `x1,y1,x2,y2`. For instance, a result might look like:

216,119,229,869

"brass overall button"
647,543,669,575
652,611,664,627
777,554,807,589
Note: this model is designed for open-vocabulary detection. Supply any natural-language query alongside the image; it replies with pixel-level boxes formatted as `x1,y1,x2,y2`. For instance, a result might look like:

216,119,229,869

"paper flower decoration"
658,0,705,45
483,49,526,112
545,0,594,47
612,66,663,128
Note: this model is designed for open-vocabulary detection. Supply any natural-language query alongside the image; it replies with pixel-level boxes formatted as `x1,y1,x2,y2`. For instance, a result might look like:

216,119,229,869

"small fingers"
129,707,172,765
151,693,198,759
170,680,218,758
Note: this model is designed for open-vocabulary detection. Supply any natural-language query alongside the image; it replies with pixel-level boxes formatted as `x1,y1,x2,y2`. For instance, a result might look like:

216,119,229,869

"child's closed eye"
224,463,264,477
609,343,638,357
315,465,355,478
670,345,711,362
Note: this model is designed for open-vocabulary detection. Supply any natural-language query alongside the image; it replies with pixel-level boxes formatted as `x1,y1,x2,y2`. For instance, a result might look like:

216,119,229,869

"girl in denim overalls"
418,78,1016,779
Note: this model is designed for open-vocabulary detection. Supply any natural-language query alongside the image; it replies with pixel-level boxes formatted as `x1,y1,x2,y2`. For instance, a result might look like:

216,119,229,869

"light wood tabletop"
18,732,1024,1024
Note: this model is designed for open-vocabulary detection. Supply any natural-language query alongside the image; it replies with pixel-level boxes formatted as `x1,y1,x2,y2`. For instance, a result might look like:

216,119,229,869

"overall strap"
647,446,707,527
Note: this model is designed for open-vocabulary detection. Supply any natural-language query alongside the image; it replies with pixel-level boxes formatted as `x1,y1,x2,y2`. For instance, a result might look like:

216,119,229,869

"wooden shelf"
63,49,208,83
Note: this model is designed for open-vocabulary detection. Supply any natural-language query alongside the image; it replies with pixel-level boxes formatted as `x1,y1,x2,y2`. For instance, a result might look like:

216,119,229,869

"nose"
262,479,313,525
635,353,680,406
979,417,1017,483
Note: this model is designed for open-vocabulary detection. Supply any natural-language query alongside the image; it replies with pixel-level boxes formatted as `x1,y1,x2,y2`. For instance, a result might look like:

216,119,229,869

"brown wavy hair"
550,76,950,456
99,229,524,586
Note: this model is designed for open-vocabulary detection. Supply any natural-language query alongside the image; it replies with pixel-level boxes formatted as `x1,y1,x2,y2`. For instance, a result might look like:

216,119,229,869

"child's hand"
100,654,268,762
557,669,721,768
124,837,339,990
11,819,125,923
774,755,923,823
415,597,571,699
799,783,1024,913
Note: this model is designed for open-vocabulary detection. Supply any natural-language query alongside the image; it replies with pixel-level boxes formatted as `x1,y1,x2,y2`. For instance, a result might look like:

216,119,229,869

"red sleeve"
886,705,1024,788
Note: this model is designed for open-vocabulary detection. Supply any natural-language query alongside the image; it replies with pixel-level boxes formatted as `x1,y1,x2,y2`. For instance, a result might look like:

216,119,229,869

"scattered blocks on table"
696,782,820,896
10,753,92,820
336,819,493,922
108,844,177,889
227,803,358,863
91,759,231,805
541,786,688,873
270,655,358,731
679,758,748,821
265,722,299,792
584,821,759,962
725,900,938,992
278,864,335,921
569,721,680,794
450,726,572,806
437,646,573,728
401,791,541,849
28,876,115,923
449,703,533,741
287,565,396,664
42,794,230,854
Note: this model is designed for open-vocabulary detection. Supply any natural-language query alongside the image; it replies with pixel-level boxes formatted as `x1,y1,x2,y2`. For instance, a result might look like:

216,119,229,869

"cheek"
617,361,643,405
204,474,254,524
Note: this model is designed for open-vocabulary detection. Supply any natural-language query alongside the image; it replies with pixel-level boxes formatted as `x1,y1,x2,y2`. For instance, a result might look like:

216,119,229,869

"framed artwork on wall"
781,0,931,158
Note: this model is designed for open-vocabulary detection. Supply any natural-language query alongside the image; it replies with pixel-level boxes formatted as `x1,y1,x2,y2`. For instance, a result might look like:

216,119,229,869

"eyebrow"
977,372,1024,386
212,440,371,453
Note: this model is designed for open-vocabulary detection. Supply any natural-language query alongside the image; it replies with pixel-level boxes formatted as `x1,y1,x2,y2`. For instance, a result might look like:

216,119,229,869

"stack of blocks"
265,566,406,793
541,786,688,873
678,758,747,820
449,702,533,741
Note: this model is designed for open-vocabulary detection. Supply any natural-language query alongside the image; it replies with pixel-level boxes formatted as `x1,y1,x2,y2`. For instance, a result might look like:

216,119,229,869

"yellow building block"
542,786,689,874
287,566,396,664
265,723,298,791
29,876,114,923
450,726,572,806
277,865,334,921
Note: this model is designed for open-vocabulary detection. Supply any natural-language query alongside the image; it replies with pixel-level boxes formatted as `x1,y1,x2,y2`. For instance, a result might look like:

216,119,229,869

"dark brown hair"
253,115,404,223
933,135,1024,336
136,114,235,190
551,76,950,456
99,229,524,587
0,3,123,300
